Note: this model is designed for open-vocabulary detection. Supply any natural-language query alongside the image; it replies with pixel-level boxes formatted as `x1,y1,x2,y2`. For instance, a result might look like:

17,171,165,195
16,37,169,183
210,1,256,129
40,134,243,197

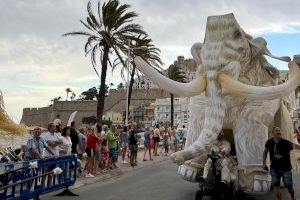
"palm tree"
167,64,185,128
114,35,163,113
117,82,124,89
109,82,114,88
70,92,76,100
65,88,72,101
63,0,145,122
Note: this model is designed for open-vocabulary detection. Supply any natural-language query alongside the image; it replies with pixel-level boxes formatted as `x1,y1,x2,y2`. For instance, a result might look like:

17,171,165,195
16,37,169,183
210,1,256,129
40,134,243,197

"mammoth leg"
233,119,268,165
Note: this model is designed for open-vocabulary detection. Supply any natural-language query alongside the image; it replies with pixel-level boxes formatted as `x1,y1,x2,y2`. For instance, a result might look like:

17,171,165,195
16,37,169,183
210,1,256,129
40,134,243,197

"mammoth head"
200,13,251,71
192,13,290,73
134,13,300,100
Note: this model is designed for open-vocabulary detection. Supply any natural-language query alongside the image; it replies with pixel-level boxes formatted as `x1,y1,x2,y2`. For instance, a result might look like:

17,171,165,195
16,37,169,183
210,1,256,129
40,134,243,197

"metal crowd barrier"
0,155,78,200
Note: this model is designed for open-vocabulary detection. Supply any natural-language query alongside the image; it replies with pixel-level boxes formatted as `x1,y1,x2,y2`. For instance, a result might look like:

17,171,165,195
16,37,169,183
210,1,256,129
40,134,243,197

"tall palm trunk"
170,93,174,128
66,92,69,101
97,44,109,123
127,64,136,112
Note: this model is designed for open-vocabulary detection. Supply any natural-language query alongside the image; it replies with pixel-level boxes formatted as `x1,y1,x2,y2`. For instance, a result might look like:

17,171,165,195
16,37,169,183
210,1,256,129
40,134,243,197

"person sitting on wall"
201,131,234,186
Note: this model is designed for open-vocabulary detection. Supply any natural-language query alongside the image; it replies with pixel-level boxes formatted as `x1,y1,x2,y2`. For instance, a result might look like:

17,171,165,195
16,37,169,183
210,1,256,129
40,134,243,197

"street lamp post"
125,43,147,126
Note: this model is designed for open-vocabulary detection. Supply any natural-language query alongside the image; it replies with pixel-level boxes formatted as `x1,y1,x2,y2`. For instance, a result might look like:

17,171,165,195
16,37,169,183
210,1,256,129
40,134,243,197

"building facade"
125,76,159,90
173,56,197,81
154,97,189,128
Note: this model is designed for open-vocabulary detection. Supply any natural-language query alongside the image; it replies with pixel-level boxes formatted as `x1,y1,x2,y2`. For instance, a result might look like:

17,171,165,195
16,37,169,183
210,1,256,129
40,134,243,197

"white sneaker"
85,173,95,178
122,160,127,164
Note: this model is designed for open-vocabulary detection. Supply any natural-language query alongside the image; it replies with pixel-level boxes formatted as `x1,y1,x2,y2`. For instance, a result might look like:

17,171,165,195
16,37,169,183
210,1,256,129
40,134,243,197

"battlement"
21,88,170,127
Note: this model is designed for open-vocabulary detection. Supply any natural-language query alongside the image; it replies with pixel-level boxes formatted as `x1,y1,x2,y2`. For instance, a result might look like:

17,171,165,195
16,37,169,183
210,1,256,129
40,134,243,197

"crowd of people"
2,120,187,178
2,119,300,200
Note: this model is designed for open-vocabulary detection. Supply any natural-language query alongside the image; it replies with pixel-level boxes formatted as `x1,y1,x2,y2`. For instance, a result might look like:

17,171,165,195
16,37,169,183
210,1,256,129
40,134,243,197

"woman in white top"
59,127,72,155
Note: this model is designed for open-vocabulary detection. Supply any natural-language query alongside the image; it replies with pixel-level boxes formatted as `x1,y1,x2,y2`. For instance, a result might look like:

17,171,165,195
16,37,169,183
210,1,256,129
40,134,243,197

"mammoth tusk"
134,57,206,97
218,61,300,100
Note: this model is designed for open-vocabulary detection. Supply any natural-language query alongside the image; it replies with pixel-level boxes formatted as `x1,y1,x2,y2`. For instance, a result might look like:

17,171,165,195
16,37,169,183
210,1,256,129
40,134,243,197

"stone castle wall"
21,88,170,127
21,107,52,127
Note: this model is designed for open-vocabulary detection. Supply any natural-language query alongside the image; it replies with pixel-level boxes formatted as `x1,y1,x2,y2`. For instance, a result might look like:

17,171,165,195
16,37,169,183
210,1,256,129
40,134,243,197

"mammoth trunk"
189,71,226,153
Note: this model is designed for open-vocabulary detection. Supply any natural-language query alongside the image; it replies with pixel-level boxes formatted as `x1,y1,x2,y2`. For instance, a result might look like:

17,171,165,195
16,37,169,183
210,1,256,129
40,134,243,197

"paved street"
43,159,300,200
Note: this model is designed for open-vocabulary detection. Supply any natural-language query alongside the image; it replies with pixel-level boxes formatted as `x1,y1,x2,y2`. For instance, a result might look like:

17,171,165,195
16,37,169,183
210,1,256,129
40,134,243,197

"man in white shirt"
42,123,63,158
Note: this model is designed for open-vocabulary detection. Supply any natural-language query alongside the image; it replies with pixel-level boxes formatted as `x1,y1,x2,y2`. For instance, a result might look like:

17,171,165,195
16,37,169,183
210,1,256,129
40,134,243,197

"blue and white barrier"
0,155,78,200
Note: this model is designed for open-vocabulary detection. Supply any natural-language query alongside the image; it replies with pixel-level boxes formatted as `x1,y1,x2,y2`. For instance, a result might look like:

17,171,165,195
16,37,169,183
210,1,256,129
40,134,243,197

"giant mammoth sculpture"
134,13,300,179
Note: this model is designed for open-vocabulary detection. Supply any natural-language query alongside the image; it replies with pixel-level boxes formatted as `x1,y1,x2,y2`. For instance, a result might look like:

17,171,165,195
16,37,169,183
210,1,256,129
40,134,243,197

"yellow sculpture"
0,91,26,136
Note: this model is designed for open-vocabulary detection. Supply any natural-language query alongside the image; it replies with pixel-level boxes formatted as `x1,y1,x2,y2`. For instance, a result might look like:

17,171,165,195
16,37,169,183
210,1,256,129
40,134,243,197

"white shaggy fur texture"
134,13,298,169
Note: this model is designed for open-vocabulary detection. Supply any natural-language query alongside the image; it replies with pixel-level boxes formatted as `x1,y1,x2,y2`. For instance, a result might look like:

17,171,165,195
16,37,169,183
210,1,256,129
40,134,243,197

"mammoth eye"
233,30,242,39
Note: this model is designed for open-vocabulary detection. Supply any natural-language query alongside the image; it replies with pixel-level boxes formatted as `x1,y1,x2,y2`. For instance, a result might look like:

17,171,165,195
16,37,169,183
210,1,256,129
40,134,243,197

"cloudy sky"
1,0,300,122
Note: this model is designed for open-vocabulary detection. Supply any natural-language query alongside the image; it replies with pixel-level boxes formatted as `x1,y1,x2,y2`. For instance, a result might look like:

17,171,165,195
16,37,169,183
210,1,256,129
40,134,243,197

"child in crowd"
101,137,109,173
161,128,169,156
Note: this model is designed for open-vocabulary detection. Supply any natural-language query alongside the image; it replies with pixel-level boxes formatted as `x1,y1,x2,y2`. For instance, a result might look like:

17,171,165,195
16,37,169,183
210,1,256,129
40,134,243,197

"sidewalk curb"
71,157,170,190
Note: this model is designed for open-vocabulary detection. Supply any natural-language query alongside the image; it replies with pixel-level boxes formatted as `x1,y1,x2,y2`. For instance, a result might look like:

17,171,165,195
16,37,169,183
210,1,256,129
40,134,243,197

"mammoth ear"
191,43,203,65
249,37,291,62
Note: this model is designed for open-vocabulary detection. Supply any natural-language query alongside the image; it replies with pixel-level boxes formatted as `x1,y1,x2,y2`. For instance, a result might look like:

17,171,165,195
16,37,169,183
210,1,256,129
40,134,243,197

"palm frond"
167,65,186,83
84,36,98,55
90,44,99,69
62,31,96,37
113,11,137,29
87,1,102,29
114,23,145,36
102,0,119,30
86,17,98,31
79,20,95,32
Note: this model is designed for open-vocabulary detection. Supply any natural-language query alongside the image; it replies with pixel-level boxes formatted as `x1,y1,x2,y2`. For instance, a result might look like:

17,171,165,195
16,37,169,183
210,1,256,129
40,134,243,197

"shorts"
270,168,293,189
164,146,169,152
153,137,160,143
109,148,116,159
144,142,150,149
121,143,128,149
85,148,95,157
129,145,138,152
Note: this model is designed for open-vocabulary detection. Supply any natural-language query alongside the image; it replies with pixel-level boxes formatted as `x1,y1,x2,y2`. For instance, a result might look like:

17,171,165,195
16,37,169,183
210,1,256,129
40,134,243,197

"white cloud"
1,0,300,122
